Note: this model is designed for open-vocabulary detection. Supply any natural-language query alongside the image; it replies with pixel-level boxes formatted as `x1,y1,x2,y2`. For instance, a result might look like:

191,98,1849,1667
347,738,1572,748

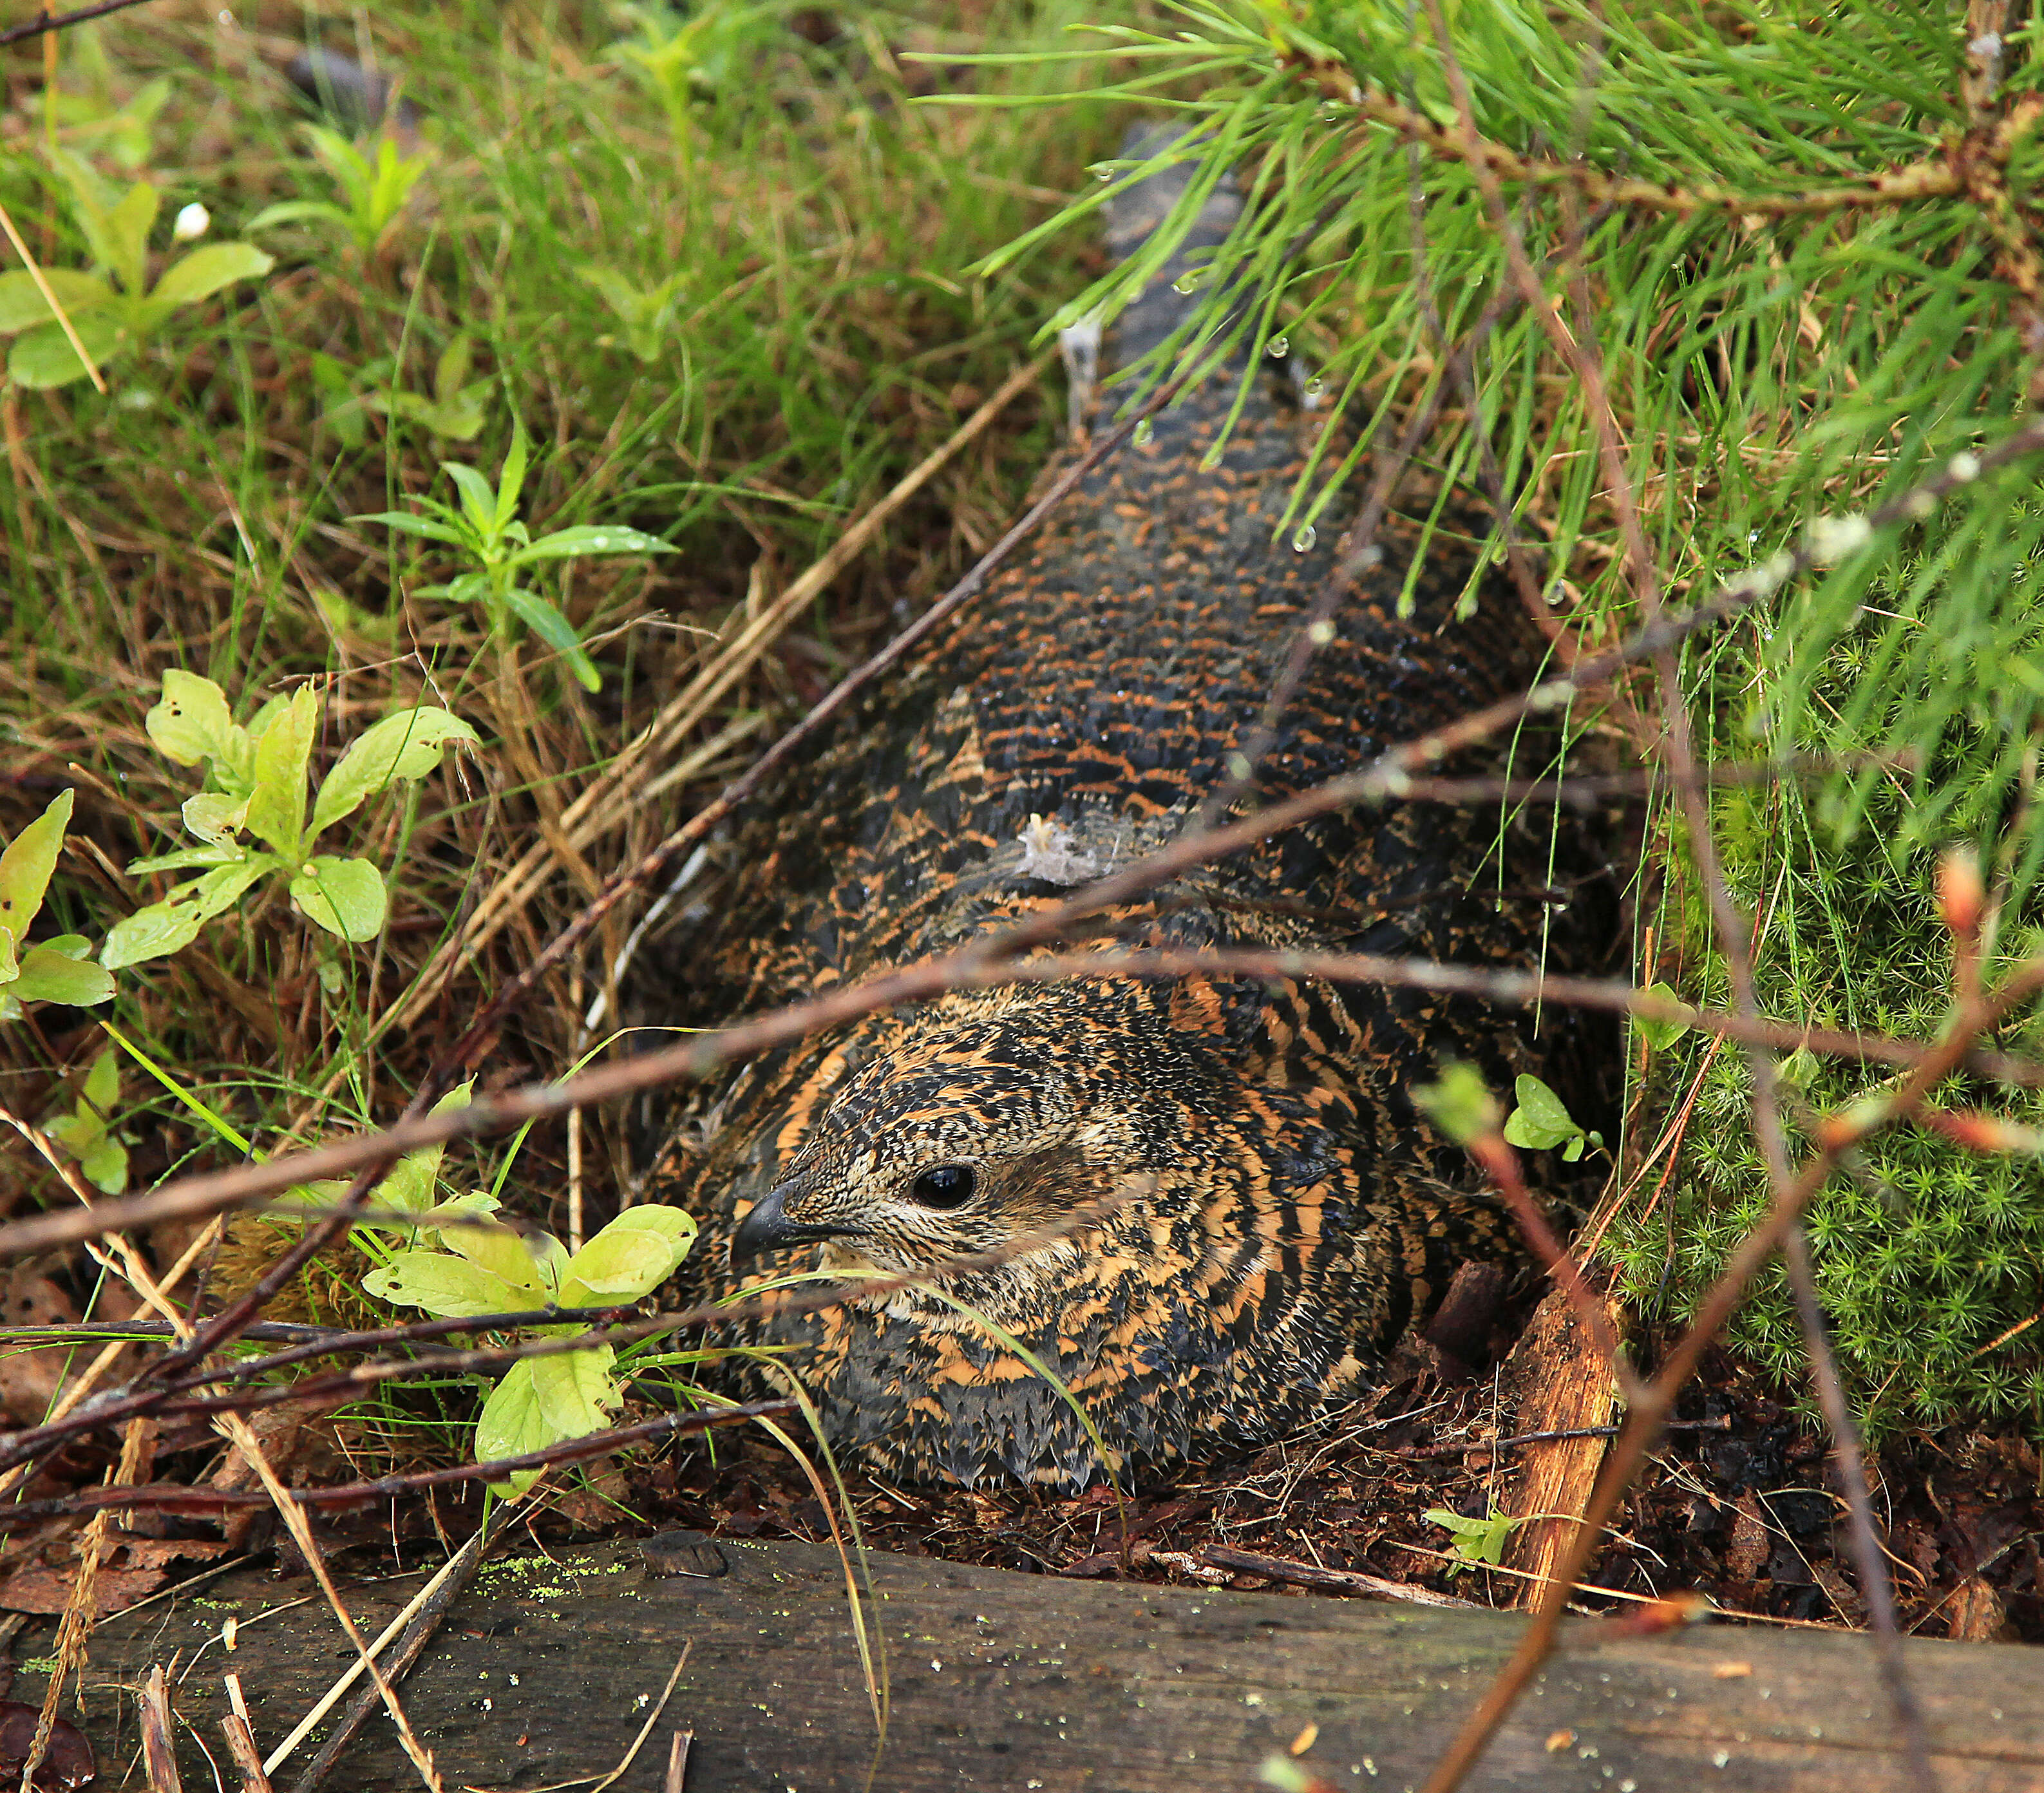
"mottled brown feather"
636,131,1615,1490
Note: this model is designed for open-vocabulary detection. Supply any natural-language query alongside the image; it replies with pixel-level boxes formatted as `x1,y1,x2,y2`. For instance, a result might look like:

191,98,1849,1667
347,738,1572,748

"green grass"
0,0,1127,1471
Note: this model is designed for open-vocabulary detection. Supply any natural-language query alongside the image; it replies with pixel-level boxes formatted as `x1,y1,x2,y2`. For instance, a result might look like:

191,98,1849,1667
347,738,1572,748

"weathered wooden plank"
52,1539,2044,1792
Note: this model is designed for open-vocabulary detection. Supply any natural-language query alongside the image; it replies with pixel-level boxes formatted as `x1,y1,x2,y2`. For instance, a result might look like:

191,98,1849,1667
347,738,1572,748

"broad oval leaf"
363,1250,523,1317
147,241,274,318
101,854,276,969
146,670,236,766
0,267,113,334
289,855,387,941
444,1222,553,1301
310,707,481,835
8,311,124,390
1634,982,1690,1053
474,1360,551,1495
557,1206,697,1307
182,791,249,846
528,1345,618,1439
10,944,116,1008
100,898,206,970
0,790,74,942
507,523,672,567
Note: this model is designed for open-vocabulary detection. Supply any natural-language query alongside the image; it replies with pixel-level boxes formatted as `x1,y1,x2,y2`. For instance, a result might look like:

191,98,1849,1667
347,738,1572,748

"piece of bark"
53,1537,2044,1792
1499,1282,1628,1609
1946,1576,2011,1642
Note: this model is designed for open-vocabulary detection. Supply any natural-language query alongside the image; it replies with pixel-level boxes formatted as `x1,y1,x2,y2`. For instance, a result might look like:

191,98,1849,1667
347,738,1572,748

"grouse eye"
908,1164,977,1210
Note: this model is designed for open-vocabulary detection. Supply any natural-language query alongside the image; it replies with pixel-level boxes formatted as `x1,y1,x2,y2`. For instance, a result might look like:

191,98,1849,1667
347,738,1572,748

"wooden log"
45,1538,2044,1791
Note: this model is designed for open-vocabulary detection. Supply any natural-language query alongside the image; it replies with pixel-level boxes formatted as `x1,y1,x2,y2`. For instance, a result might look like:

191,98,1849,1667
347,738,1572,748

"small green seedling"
364,334,491,441
365,1205,699,1493
0,791,117,1020
46,1048,127,1195
610,1,778,170
1633,981,1690,1053
103,674,478,971
45,30,171,170
1412,1061,1502,1146
0,149,272,390
248,123,428,258
1501,1073,1605,1162
1423,1504,1517,1575
578,265,687,363
354,421,672,692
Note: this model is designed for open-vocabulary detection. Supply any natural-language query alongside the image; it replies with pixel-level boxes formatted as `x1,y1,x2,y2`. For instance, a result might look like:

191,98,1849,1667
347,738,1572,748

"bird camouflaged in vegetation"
638,129,1614,1491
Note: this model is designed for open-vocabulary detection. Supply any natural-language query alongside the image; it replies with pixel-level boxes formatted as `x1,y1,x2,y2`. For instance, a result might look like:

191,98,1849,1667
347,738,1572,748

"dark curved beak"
728,1181,843,1269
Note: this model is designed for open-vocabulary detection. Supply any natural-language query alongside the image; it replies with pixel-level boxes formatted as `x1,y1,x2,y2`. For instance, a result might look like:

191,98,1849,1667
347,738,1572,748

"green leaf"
309,706,481,835
503,588,601,691
77,1135,128,1195
440,462,500,537
528,1345,618,1437
0,268,113,334
242,685,319,859
48,1050,126,1193
507,523,672,567
372,1079,475,1218
0,790,74,945
289,855,386,941
147,240,273,315
1634,982,1690,1053
1424,1506,1516,1573
556,1205,697,1307
9,311,125,389
100,899,205,969
1413,1063,1500,1146
100,853,278,969
10,944,116,1007
444,1223,554,1302
180,791,249,846
245,200,352,234
363,1250,525,1316
348,508,474,548
496,417,529,530
1501,1074,1584,1152
146,670,236,766
126,845,240,875
104,179,160,296
473,1360,551,1495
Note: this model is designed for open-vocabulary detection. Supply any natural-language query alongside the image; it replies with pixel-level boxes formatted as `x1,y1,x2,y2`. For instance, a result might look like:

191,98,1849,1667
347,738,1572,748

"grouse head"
725,987,1165,1284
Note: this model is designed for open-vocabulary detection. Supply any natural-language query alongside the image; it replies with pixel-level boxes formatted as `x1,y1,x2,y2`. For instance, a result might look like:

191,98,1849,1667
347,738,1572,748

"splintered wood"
1502,1282,1629,1610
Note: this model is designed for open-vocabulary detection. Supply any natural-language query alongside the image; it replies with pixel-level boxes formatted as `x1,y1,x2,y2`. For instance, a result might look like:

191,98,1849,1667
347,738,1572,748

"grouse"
638,128,1614,1490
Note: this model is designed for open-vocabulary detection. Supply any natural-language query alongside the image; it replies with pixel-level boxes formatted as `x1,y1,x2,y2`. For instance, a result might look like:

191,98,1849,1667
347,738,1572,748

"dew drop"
1267,334,1290,358
1173,274,1200,295
1200,445,1224,471
1304,375,1326,399
1133,418,1155,447
1090,164,1114,182
1292,524,1317,553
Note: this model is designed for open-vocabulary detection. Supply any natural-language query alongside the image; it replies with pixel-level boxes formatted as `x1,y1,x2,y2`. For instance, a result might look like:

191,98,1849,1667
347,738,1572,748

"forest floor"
2,8,2041,1760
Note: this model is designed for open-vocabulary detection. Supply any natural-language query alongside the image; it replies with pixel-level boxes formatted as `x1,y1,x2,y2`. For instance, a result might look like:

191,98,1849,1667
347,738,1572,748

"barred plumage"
638,129,1614,1490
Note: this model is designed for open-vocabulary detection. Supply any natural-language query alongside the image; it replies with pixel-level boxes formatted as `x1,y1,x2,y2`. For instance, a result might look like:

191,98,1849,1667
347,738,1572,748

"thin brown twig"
0,0,161,48
0,1399,793,1524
